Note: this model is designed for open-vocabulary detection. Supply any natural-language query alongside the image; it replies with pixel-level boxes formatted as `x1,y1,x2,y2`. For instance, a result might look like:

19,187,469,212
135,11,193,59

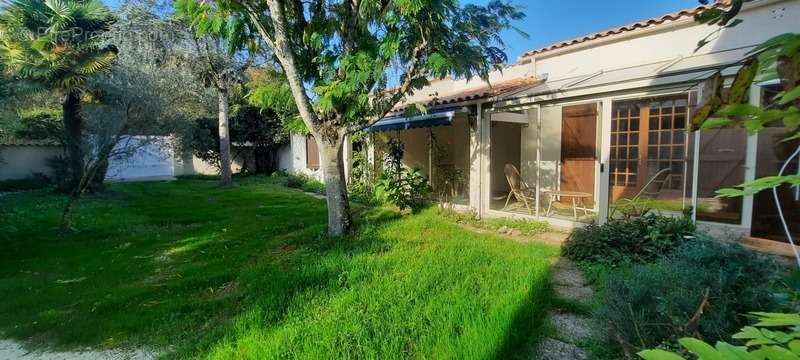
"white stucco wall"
106,137,174,181
529,0,799,83
277,133,323,180
0,145,62,180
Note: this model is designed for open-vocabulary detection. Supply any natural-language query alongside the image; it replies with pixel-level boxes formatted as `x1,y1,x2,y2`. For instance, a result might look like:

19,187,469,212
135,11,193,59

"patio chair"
503,164,537,215
609,168,671,219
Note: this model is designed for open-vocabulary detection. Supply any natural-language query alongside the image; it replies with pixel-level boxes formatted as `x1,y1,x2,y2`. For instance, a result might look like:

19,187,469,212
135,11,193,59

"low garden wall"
0,143,62,181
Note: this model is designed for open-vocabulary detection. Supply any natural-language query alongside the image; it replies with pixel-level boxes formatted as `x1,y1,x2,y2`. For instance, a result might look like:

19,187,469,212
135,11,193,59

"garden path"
0,340,156,360
535,258,595,360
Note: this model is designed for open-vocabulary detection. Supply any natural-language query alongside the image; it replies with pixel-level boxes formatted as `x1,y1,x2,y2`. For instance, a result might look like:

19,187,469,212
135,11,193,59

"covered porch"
366,108,473,206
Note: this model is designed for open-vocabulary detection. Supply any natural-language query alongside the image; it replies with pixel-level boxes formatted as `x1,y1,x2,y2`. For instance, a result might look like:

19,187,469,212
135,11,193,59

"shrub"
374,168,430,212
0,174,52,191
286,173,309,189
596,239,778,356
45,155,72,191
302,179,326,195
639,312,800,360
562,213,695,265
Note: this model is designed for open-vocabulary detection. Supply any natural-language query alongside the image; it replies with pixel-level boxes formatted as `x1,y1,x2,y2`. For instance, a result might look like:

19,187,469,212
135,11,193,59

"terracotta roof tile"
392,77,541,113
520,0,732,58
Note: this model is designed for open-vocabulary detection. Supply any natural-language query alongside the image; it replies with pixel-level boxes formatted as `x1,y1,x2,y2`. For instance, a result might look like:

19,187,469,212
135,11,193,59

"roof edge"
518,0,733,60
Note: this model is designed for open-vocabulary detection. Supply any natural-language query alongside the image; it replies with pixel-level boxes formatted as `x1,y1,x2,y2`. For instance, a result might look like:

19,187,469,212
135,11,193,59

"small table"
545,191,595,220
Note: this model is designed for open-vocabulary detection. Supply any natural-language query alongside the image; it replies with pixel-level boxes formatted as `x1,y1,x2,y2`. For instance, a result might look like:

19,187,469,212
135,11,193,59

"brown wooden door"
306,136,320,170
560,104,597,204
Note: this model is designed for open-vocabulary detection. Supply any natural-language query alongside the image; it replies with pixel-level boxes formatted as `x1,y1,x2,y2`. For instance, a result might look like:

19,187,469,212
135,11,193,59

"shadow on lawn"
0,179,405,352
493,271,553,359
1,178,553,358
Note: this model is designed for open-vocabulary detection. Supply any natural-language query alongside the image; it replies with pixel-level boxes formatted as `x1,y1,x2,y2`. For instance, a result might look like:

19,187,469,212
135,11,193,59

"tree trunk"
88,157,109,192
321,138,354,236
62,90,84,187
254,146,271,174
61,190,80,232
218,89,233,186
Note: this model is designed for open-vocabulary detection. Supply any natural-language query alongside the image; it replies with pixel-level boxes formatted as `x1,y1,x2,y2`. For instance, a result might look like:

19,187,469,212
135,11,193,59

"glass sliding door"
543,103,599,223
489,118,525,212
608,95,693,219
695,128,747,224
750,86,800,241
430,114,471,205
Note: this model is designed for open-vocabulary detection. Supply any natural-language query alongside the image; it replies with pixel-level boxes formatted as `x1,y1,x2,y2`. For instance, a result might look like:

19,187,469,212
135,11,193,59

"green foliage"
375,168,431,213
0,179,558,357
0,0,118,94
691,31,800,199
229,103,290,174
175,0,523,130
348,141,380,205
562,214,696,266
597,239,777,356
12,108,62,142
716,175,800,197
301,179,326,195
246,69,304,133
374,138,430,212
638,312,800,360
286,172,308,189
182,116,222,171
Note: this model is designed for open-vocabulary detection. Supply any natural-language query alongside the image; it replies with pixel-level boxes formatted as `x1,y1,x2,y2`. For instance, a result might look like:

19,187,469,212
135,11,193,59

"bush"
302,179,326,195
374,168,430,212
562,213,695,265
286,173,309,189
639,312,800,360
596,239,778,356
45,155,72,191
0,173,52,191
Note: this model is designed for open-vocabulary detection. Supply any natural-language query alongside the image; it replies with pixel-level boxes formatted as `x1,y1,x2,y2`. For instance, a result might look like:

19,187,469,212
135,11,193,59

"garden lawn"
0,177,559,359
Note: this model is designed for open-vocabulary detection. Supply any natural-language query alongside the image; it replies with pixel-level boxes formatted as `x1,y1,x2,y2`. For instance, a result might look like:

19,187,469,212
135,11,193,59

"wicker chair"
503,164,537,215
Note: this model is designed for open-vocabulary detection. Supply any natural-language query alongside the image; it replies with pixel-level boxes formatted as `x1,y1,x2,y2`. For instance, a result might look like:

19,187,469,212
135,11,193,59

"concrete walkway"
534,258,595,360
0,340,156,360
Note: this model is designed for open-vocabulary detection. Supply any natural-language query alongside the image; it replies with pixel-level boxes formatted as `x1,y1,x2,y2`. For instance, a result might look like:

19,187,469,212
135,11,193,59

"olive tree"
60,1,212,229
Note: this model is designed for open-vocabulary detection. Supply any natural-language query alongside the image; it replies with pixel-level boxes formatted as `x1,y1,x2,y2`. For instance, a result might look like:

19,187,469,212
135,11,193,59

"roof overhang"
364,110,457,133
493,62,741,109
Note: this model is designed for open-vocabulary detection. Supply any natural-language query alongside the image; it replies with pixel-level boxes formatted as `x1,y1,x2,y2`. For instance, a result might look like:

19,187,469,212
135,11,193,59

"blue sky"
465,0,701,61
101,0,702,62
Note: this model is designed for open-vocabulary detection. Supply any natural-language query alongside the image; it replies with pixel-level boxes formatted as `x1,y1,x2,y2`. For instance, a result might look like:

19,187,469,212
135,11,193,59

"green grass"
439,208,550,236
0,176,558,359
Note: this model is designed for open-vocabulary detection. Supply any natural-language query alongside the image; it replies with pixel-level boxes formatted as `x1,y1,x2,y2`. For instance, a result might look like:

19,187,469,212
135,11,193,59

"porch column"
480,105,492,218
741,85,762,230
597,98,614,225
469,103,482,213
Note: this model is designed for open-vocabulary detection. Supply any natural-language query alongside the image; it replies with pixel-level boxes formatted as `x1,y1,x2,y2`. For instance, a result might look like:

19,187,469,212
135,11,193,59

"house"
364,0,800,248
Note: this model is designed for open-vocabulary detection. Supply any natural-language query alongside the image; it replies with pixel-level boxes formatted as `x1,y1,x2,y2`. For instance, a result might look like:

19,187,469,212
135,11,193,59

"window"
609,95,693,215
306,136,320,170
610,102,641,187
646,98,688,190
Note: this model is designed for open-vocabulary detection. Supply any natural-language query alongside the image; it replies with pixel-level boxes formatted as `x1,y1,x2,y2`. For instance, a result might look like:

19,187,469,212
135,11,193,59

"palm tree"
0,0,117,185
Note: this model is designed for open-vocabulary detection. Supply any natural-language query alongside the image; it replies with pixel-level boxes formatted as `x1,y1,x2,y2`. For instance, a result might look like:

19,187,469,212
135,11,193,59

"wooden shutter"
306,136,320,170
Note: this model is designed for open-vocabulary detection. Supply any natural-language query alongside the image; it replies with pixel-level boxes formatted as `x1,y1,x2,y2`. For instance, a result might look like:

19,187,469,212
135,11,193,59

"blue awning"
365,110,456,133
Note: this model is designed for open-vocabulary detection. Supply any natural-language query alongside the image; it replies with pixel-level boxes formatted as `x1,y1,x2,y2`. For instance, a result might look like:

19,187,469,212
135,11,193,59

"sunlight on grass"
0,177,558,358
